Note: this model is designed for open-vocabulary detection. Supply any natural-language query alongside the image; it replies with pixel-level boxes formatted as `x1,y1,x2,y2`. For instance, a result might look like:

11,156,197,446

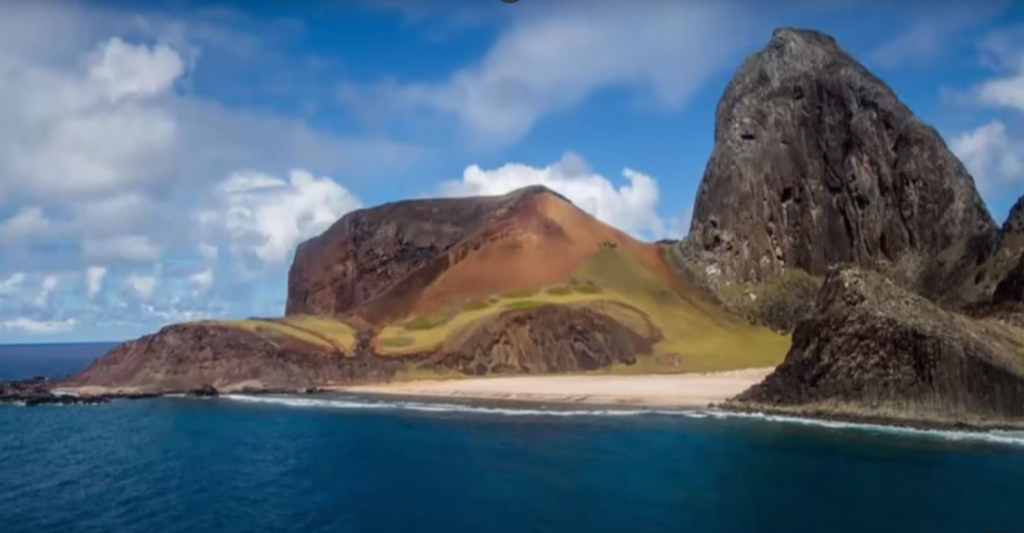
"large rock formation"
736,268,1024,427
67,323,396,393
682,28,996,304
422,304,657,375
287,187,554,318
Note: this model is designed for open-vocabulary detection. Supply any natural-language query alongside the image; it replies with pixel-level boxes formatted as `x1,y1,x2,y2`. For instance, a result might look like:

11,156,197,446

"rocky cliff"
735,268,1024,427
681,28,996,305
287,186,554,319
67,322,396,393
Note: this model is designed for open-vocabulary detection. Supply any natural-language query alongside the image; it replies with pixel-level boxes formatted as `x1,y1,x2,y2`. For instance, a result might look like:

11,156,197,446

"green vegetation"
375,247,790,372
210,315,357,353
502,288,538,299
573,284,603,295
380,336,415,348
718,269,821,332
403,310,455,331
572,248,790,372
503,299,544,310
461,299,490,311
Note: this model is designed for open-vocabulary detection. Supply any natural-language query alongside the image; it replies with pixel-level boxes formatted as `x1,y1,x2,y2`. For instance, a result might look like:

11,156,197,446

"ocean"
0,342,115,381
2,345,1024,533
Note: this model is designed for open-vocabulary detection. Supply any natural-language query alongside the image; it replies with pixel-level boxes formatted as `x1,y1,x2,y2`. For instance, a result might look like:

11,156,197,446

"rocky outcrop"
66,323,397,393
682,28,996,305
423,305,657,375
735,268,1024,427
287,187,553,318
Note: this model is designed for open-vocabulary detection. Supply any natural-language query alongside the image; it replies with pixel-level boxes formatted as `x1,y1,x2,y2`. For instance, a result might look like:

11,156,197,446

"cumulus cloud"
33,275,58,308
188,267,214,293
951,121,1024,192
86,266,107,299
82,235,163,263
0,317,77,334
343,1,748,144
200,169,362,264
0,273,26,297
127,272,159,301
0,1,427,340
440,152,666,239
0,207,53,244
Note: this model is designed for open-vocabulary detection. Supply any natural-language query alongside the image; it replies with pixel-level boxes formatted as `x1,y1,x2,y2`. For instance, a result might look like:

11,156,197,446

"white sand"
334,368,773,408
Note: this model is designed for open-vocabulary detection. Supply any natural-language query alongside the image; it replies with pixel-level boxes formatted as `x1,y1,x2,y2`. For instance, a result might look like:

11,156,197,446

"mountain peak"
683,27,995,303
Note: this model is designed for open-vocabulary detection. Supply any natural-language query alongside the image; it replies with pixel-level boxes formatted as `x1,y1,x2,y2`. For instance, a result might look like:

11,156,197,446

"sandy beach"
335,368,774,408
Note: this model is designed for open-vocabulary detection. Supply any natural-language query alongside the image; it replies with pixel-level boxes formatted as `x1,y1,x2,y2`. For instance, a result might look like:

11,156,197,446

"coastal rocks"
186,384,220,397
426,305,657,375
66,322,398,393
735,268,1024,426
681,28,995,305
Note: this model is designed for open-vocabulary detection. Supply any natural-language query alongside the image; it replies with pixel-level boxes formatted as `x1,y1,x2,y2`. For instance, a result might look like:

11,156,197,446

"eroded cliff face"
735,269,1024,427
66,323,396,393
682,28,996,304
286,187,545,318
422,305,657,375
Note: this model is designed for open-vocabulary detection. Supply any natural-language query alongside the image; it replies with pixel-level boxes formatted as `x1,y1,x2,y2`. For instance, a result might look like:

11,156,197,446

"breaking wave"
220,394,1024,447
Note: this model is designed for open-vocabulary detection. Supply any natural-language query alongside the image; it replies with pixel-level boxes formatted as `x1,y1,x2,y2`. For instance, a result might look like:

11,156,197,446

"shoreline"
331,368,775,409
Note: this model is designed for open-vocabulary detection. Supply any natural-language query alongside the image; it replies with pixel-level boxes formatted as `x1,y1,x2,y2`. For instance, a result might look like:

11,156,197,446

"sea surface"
2,346,1024,533
0,342,114,380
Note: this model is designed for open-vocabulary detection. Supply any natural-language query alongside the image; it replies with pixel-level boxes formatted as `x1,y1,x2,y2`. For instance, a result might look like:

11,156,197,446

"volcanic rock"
735,268,1024,427
66,322,397,393
682,28,996,304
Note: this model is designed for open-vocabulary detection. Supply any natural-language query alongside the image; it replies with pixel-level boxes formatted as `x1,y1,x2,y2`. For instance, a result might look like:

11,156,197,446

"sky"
3,0,1024,343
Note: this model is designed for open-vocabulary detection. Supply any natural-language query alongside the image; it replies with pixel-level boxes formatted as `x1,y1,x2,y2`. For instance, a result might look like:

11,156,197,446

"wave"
220,394,1024,447
222,394,670,417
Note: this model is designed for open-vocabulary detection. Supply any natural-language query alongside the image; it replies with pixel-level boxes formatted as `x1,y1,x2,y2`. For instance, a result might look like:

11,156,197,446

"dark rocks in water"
735,268,1024,427
423,304,658,376
681,28,995,305
186,384,219,397
66,322,398,394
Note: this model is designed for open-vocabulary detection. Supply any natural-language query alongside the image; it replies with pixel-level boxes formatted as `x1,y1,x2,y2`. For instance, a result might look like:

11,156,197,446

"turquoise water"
2,395,1023,533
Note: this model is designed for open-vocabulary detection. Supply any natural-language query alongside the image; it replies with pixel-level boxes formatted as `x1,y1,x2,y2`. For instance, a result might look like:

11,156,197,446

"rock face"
736,268,1024,427
67,323,396,393
424,305,657,375
683,28,996,303
287,187,546,318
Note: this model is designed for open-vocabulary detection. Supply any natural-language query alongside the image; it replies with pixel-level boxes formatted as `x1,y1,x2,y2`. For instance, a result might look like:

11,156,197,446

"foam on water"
221,394,1024,447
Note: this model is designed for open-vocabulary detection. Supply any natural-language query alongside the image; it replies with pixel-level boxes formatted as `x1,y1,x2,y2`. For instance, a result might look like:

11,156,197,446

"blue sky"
2,0,1024,343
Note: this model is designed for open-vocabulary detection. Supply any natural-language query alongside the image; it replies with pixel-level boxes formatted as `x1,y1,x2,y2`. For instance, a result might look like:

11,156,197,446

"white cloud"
0,37,181,198
201,169,362,264
344,2,747,144
82,235,163,262
86,266,107,299
87,37,184,102
440,152,665,239
0,317,77,334
127,272,159,301
0,272,26,296
188,267,214,293
951,121,1024,192
33,275,58,308
0,206,53,244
